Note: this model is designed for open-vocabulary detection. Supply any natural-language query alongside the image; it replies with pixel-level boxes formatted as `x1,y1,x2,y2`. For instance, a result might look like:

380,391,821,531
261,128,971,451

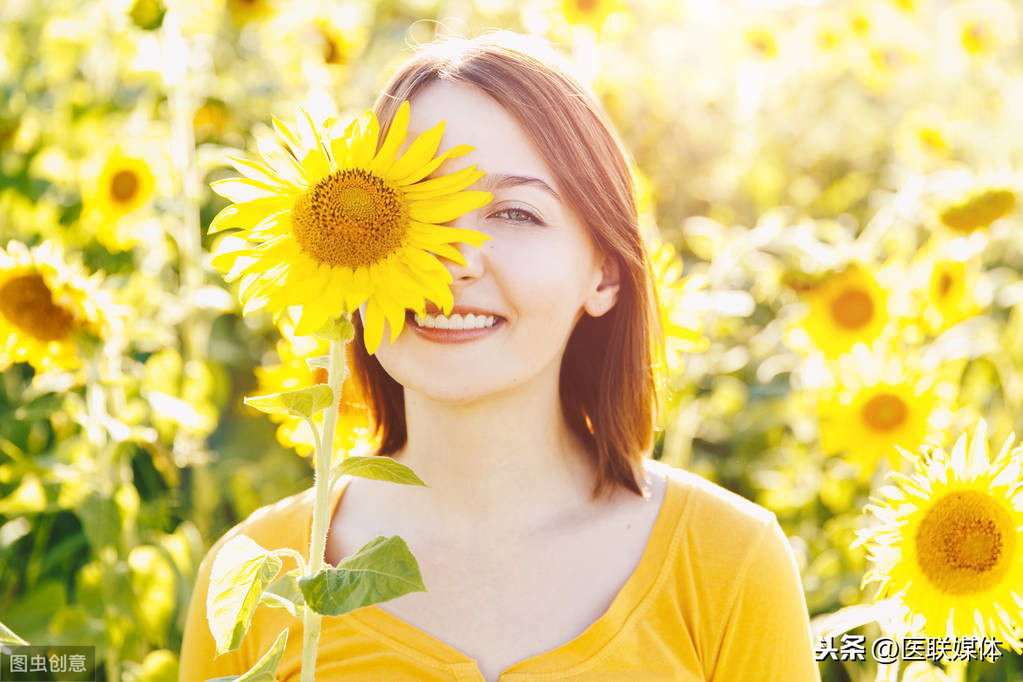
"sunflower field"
3,0,1023,680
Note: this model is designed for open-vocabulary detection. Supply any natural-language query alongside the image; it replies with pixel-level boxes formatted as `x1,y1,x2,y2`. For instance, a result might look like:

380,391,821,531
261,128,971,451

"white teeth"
412,312,499,330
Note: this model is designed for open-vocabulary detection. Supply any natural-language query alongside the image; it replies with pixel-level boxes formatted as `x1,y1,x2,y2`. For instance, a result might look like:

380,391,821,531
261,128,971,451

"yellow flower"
855,420,1023,651
794,264,888,359
895,109,952,166
559,0,622,31
254,336,375,461
82,149,157,252
743,26,779,60
226,0,274,25
938,187,1016,232
0,240,107,375
954,0,1017,56
207,101,493,354
817,344,941,478
647,236,708,375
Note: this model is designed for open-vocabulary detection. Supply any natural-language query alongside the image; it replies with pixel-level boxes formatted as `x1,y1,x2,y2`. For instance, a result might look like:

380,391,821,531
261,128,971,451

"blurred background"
2,0,1023,680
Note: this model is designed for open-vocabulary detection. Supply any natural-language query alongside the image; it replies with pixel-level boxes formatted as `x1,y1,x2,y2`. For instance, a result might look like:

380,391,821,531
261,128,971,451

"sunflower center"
830,288,875,329
936,271,954,298
575,0,599,11
291,168,409,268
915,490,1015,595
0,273,78,342
861,393,908,431
110,170,140,203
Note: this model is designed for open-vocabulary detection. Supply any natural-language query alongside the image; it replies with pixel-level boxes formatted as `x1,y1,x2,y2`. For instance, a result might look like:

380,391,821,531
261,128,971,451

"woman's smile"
405,307,507,343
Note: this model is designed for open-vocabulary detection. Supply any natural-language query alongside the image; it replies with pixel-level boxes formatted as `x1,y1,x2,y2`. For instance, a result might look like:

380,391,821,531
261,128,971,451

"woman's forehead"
397,81,557,190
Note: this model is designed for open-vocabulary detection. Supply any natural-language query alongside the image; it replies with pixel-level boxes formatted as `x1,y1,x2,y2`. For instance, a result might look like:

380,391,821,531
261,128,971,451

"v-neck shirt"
179,459,821,681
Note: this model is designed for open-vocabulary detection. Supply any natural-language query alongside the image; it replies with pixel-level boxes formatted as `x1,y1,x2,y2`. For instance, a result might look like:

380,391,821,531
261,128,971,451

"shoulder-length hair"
350,29,664,501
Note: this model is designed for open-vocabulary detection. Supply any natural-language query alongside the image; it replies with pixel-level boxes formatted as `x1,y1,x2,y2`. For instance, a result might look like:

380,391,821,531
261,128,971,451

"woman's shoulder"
650,459,789,578
198,484,318,570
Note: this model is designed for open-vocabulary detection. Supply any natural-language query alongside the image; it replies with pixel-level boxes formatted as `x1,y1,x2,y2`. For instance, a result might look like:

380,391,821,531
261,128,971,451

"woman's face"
367,80,618,403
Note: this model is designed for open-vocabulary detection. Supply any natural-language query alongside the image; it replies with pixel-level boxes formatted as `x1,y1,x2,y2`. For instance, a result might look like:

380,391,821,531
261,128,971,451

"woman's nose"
439,213,487,282
443,238,485,283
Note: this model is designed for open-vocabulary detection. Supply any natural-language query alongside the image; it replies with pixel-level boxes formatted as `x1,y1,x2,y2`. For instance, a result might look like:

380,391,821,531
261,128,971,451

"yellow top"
179,459,821,681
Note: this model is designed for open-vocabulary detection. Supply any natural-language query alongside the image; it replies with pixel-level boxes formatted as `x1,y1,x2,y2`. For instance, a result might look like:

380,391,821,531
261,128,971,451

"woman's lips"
405,310,505,344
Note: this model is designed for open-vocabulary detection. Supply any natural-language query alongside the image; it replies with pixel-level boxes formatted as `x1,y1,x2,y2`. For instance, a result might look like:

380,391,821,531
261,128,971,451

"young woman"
180,30,820,682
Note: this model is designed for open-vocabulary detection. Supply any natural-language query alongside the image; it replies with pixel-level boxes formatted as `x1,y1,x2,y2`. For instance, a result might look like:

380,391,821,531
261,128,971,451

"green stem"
300,337,347,682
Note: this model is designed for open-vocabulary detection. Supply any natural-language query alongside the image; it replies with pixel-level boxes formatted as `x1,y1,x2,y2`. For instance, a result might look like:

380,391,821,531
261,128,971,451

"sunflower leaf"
330,456,428,487
305,354,329,371
298,536,426,616
207,535,282,655
0,620,28,645
243,385,334,420
313,316,355,343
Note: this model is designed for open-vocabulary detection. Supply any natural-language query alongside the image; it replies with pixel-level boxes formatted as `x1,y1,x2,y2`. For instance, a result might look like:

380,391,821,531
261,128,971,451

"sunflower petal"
370,100,410,176
402,165,485,201
362,297,386,355
350,113,379,169
272,115,306,160
395,144,475,186
256,136,306,187
208,197,289,235
408,192,494,224
409,221,492,248
387,120,445,183
300,148,331,184
211,178,280,203
225,154,289,188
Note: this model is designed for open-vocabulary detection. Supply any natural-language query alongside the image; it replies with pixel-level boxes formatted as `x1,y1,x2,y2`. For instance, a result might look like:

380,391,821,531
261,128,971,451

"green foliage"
243,386,334,421
298,535,426,617
331,455,428,487
207,535,282,654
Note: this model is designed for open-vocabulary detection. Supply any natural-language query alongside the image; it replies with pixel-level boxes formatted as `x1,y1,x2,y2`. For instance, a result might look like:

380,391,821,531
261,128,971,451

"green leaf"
207,535,282,655
237,628,288,681
313,316,354,342
264,569,305,608
298,536,425,617
243,385,333,420
0,620,27,645
304,354,329,371
331,456,428,487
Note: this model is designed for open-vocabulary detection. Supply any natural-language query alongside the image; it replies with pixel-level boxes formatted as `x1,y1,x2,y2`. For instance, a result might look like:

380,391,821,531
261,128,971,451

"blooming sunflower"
559,0,622,31
817,343,942,478
792,264,889,359
82,149,157,252
254,335,375,461
855,420,1023,652
207,101,493,353
647,236,708,376
938,187,1017,233
0,240,108,375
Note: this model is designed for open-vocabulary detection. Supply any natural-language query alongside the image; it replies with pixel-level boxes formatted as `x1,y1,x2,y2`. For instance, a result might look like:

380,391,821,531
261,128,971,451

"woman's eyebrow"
480,173,561,201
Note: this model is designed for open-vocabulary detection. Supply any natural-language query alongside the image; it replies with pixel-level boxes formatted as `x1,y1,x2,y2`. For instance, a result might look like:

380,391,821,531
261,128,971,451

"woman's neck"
388,362,600,540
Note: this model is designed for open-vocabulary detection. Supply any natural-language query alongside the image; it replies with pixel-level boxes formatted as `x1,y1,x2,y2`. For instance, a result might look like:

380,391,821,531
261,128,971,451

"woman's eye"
493,207,542,225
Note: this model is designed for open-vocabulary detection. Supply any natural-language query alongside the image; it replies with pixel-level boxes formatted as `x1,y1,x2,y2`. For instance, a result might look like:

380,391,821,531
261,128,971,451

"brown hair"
350,29,664,501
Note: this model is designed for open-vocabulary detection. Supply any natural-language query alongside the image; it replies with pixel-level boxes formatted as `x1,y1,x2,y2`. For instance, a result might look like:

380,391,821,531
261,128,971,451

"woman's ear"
584,256,620,318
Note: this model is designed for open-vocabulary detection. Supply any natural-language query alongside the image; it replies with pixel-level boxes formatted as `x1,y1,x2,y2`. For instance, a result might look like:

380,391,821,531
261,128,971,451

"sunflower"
743,26,779,60
559,0,622,31
647,236,708,376
793,264,888,359
938,187,1017,233
817,343,942,478
253,335,375,461
895,109,953,167
207,101,493,354
82,149,157,252
953,0,1017,56
855,420,1023,652
0,240,108,375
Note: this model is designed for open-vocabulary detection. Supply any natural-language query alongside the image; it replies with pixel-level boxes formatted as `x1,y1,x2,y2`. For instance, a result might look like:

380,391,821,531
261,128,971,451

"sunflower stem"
300,334,347,682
